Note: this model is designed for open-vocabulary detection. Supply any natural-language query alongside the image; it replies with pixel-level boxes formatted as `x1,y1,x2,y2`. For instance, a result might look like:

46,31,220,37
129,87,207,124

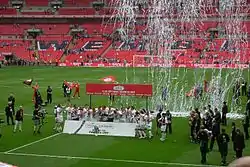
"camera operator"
32,107,42,134
5,102,15,125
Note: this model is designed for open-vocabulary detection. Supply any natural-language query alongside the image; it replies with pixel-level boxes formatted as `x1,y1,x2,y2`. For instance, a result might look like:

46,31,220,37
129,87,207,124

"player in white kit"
145,111,153,139
158,112,167,141
55,105,64,132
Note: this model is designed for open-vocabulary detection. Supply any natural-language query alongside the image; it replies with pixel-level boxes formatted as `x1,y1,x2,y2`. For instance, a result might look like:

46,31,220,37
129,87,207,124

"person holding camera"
5,102,15,125
32,107,41,134
14,106,24,133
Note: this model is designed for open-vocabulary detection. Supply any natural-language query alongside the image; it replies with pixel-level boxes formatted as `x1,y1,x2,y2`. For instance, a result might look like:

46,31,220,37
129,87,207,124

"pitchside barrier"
58,62,249,69
152,112,244,119
63,120,137,137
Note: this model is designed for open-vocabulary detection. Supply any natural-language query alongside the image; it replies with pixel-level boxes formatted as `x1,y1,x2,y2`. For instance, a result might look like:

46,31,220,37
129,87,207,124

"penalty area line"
3,152,221,167
4,133,62,154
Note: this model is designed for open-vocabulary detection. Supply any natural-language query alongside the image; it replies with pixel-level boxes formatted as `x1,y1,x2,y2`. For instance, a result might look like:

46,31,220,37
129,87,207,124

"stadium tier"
25,0,49,6
0,22,249,64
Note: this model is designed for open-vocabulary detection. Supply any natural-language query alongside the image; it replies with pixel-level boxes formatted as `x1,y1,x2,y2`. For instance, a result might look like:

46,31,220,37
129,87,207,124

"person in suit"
46,86,53,104
210,119,220,151
5,102,14,125
231,122,237,153
234,129,245,158
221,102,228,126
218,129,230,166
198,126,209,164
155,109,162,135
242,112,249,140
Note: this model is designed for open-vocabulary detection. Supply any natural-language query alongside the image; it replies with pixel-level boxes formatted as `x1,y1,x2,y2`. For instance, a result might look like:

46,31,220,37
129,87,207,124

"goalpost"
132,55,172,67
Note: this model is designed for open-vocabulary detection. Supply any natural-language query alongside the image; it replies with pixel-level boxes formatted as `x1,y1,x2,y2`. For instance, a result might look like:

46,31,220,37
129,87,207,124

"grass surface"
0,66,249,167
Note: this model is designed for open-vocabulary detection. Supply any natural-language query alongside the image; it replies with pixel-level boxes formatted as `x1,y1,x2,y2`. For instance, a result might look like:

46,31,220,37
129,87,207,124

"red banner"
86,83,153,97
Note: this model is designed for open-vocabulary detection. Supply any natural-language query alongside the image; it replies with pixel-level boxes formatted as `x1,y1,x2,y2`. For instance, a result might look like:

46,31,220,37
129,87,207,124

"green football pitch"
0,66,249,167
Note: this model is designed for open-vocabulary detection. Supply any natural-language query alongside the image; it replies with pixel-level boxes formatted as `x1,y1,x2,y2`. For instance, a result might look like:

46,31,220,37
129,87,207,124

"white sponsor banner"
63,120,137,137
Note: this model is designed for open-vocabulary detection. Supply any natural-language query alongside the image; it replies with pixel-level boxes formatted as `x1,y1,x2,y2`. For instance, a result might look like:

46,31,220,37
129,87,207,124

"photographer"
32,107,42,134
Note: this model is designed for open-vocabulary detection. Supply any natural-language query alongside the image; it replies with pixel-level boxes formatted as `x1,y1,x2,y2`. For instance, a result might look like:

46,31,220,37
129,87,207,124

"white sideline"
0,113,54,117
4,133,62,154
3,152,221,167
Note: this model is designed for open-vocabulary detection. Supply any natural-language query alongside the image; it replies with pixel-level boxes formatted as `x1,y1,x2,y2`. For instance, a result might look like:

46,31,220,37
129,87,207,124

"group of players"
53,104,174,141
62,80,80,101
188,101,249,165
30,80,80,107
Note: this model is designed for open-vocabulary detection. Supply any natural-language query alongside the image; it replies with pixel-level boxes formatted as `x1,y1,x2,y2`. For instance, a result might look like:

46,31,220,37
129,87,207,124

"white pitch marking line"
0,113,54,117
3,152,221,167
4,133,62,154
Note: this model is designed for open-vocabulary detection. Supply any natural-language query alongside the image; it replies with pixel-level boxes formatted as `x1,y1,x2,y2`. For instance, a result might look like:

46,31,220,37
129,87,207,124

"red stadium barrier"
58,62,249,69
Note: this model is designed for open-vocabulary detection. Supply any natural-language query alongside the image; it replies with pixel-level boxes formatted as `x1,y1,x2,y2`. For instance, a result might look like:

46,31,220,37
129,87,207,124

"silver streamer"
109,0,248,116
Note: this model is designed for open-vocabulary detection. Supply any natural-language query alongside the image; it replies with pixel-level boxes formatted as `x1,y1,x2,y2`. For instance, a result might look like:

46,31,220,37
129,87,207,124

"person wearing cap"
234,129,245,158
218,129,230,166
5,102,15,125
14,106,23,133
197,125,209,164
